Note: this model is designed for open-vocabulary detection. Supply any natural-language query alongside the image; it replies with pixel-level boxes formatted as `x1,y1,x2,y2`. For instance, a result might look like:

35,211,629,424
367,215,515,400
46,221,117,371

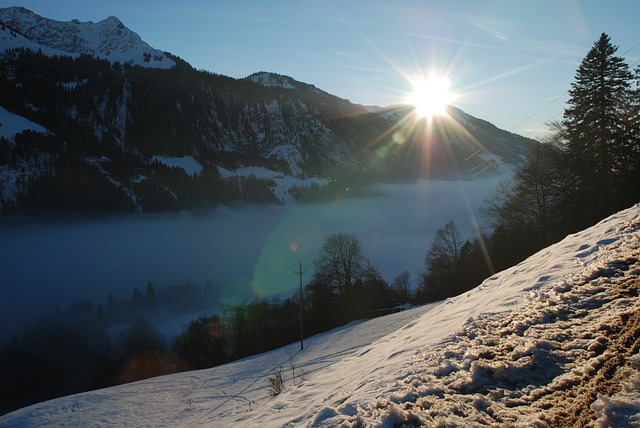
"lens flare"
251,205,322,297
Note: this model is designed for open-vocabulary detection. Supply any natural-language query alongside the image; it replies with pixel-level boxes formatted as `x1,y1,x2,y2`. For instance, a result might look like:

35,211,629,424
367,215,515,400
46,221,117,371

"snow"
592,354,640,427
0,18,71,59
0,106,52,201
216,165,329,202
151,155,204,176
0,7,174,69
2,204,638,427
248,72,297,89
0,105,50,142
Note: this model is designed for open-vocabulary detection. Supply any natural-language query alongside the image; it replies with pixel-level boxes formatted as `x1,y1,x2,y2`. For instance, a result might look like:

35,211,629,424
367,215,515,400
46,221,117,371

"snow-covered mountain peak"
0,6,174,68
103,15,123,25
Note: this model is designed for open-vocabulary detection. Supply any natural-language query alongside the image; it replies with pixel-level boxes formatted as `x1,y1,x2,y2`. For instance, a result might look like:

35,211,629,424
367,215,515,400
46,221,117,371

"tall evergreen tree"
562,33,634,221
616,65,640,206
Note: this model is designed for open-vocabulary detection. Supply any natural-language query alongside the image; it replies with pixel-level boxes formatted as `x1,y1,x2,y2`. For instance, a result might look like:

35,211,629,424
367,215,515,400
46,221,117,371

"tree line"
0,130,281,215
0,280,225,415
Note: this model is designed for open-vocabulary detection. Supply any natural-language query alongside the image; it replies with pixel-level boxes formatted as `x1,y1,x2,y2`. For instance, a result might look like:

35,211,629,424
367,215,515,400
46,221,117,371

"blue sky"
6,0,640,139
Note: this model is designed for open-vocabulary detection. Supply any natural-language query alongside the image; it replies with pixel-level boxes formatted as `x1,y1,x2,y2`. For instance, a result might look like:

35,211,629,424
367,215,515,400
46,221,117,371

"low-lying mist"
0,174,506,342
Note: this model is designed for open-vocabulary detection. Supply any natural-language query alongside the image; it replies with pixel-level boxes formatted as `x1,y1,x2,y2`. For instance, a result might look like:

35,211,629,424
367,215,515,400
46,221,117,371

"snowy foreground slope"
2,205,640,427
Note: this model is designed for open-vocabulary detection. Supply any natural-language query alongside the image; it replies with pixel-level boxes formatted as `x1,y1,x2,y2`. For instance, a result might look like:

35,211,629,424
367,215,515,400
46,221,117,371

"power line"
621,41,640,57
357,180,462,244
509,94,566,134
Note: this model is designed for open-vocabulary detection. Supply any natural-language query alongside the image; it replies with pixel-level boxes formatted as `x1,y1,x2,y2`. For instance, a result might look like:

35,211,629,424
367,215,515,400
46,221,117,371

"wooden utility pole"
295,260,306,350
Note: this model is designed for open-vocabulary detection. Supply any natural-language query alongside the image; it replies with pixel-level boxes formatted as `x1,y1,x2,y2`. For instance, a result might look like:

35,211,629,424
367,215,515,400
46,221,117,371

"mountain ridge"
0,6,174,68
0,7,537,215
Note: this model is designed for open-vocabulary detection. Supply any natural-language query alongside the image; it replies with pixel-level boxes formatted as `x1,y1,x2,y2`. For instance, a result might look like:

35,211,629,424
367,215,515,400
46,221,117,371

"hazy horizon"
0,173,507,341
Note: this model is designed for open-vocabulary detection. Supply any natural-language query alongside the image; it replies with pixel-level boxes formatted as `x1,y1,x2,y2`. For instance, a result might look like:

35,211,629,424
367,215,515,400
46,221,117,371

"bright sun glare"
407,76,454,118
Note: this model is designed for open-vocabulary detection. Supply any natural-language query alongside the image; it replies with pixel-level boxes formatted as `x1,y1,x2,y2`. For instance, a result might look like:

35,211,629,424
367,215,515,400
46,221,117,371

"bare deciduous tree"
420,220,464,300
392,271,412,300
483,142,571,252
313,232,365,298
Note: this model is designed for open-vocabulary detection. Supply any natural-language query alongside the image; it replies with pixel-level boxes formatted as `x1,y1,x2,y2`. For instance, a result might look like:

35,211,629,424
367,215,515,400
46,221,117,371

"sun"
406,76,454,118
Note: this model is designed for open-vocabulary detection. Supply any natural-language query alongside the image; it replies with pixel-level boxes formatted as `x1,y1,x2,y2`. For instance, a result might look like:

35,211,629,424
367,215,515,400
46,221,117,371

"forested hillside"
0,8,538,215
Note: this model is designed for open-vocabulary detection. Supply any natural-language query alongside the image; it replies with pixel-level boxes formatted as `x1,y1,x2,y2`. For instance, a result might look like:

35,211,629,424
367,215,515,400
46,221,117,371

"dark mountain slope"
0,8,537,215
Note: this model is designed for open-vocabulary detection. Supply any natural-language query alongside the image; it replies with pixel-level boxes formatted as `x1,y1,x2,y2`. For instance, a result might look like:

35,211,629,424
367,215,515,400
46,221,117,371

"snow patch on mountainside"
0,105,50,142
248,72,297,89
217,165,329,202
0,106,52,201
151,155,204,176
0,18,70,58
0,6,174,68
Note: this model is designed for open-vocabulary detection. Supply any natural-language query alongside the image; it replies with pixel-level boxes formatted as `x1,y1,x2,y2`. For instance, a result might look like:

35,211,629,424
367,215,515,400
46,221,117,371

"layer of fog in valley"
0,172,508,342
4,204,638,427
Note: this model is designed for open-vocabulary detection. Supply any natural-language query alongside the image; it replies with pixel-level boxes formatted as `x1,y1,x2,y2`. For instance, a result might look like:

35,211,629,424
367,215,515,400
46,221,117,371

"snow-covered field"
2,204,638,427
